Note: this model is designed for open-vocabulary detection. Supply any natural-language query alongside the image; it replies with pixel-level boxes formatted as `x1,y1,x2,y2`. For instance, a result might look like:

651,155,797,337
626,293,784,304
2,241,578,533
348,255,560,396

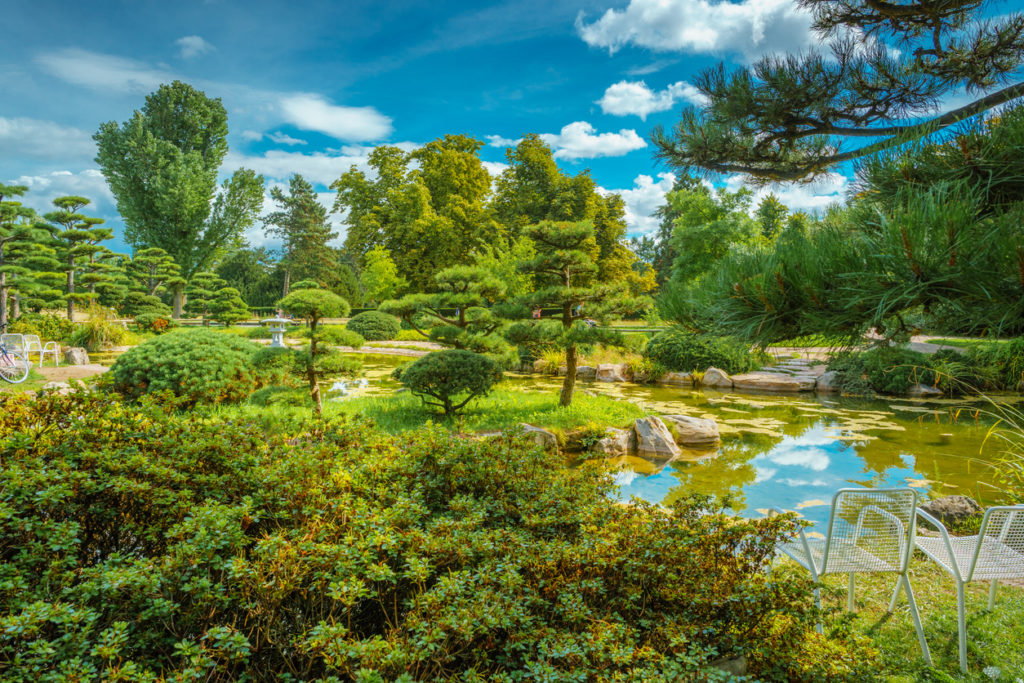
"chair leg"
813,584,823,635
847,572,855,611
957,581,967,674
901,574,932,667
888,576,901,613
987,579,998,609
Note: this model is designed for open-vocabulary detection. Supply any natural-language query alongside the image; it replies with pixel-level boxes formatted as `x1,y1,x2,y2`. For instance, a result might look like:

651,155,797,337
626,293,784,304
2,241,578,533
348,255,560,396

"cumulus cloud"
481,160,510,177
279,94,393,142
724,172,849,214
175,35,215,59
35,48,173,93
577,0,816,61
0,117,96,163
597,80,706,119
7,169,115,214
539,121,646,160
600,172,676,235
485,134,521,148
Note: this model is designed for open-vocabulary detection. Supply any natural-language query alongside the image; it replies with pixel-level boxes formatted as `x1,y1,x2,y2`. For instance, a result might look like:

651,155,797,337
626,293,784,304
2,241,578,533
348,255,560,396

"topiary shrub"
8,313,75,343
106,329,261,405
297,325,364,348
644,327,767,374
393,349,503,416
0,391,877,681
346,310,400,341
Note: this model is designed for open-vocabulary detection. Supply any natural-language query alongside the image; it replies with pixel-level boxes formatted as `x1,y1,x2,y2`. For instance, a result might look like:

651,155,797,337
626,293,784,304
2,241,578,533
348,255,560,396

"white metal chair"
769,488,931,664
915,505,1024,673
21,334,59,367
0,333,25,353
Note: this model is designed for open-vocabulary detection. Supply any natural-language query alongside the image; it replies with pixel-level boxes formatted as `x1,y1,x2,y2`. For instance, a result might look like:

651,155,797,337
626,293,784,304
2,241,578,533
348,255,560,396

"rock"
712,655,747,676
908,383,943,398
593,427,636,457
731,371,815,392
519,423,559,452
63,347,90,365
557,365,568,376
633,417,681,461
576,365,597,381
656,371,693,386
701,367,733,389
596,363,628,383
815,370,839,393
532,359,549,373
921,495,983,528
661,414,720,447
41,381,73,395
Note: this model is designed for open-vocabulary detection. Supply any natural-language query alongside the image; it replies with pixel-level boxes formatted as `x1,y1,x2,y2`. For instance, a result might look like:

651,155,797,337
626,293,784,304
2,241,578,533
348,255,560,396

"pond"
355,354,1020,529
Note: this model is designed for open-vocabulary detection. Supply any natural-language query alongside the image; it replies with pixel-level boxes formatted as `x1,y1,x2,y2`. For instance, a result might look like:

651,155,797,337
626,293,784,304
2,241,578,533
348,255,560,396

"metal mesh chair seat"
914,505,1024,672
768,488,931,665
20,334,59,367
781,538,902,574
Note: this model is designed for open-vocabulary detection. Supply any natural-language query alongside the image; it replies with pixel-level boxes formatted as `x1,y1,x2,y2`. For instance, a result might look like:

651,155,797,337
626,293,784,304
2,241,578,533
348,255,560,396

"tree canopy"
652,0,1024,182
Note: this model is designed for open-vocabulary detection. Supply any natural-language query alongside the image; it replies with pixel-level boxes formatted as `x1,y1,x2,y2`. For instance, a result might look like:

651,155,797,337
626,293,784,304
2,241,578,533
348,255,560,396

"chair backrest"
0,333,24,350
968,505,1024,581
822,488,918,574
22,334,41,347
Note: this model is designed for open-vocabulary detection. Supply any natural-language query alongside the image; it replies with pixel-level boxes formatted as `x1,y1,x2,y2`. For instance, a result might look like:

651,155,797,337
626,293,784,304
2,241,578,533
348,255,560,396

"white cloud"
7,169,115,215
239,130,265,142
485,134,520,148
481,161,510,177
577,0,815,61
35,48,173,93
600,172,676,235
175,35,214,59
226,149,367,187
268,131,307,146
539,121,646,160
724,172,849,214
0,117,96,162
279,93,392,142
597,80,706,120
626,59,679,76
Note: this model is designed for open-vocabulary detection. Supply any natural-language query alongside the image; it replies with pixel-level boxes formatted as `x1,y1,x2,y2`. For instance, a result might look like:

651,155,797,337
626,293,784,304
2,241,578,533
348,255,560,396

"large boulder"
633,417,681,461
657,371,693,386
41,381,73,395
661,414,720,447
815,370,839,393
908,383,943,398
701,367,733,389
921,495,983,528
596,363,628,383
731,371,815,392
532,359,549,373
576,365,597,381
593,427,636,457
63,347,90,366
519,423,559,453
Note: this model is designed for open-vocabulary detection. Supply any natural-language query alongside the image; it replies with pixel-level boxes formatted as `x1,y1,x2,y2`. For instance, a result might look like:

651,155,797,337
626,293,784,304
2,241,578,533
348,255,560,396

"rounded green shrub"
827,347,938,395
644,328,766,374
298,325,364,348
9,313,75,343
346,310,400,341
107,329,262,405
393,349,503,416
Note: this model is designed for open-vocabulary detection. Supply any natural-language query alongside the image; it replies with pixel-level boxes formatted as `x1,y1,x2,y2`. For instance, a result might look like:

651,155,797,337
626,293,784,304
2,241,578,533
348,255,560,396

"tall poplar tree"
94,80,265,315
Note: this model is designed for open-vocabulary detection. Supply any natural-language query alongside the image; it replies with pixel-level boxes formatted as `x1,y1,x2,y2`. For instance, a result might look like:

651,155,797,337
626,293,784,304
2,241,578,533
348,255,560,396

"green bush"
393,349,503,416
827,347,939,395
346,310,400,341
297,325,364,348
134,312,178,334
644,327,767,374
0,391,873,681
967,337,1024,390
395,328,428,341
106,329,262,405
8,313,75,343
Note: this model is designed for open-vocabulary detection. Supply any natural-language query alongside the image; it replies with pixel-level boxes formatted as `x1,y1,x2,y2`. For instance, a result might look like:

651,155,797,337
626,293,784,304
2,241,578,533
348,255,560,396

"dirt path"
38,364,109,382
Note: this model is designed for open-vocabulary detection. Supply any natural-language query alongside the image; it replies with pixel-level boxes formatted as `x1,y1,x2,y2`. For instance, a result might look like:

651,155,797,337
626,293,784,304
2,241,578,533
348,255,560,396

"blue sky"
2,0,862,252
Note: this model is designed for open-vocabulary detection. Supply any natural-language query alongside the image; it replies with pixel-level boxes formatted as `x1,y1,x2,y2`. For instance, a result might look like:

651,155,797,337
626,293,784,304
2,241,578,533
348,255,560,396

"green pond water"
354,354,1020,530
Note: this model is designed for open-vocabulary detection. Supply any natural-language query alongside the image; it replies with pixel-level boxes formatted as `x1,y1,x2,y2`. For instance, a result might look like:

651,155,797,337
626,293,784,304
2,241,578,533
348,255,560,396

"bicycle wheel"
0,350,30,384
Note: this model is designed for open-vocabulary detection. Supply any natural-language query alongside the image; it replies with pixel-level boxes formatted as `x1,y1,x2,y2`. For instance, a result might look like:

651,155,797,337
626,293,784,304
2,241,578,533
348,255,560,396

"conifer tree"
44,196,111,322
185,272,227,324
505,221,649,406
209,287,249,326
0,185,60,328
264,174,337,296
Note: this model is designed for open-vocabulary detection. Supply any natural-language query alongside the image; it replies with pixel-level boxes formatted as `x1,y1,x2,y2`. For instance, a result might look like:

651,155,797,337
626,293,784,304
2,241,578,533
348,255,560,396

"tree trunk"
0,273,7,332
12,294,20,320
283,266,291,297
66,258,75,323
559,344,578,407
173,290,184,319
309,319,322,415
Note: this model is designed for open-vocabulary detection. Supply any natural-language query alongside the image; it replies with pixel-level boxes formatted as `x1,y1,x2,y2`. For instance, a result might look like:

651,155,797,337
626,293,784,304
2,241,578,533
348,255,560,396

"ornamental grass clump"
0,391,877,681
105,328,262,405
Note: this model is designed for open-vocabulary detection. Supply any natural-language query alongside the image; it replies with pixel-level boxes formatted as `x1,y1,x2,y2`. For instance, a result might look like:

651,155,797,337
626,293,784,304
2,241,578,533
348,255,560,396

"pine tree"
505,221,649,406
0,185,60,328
44,196,111,322
185,272,227,324
209,287,249,326
264,174,337,296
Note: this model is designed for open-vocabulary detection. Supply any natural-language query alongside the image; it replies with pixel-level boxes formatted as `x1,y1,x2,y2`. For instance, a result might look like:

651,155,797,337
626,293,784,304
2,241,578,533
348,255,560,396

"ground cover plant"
0,390,877,681
104,328,263,405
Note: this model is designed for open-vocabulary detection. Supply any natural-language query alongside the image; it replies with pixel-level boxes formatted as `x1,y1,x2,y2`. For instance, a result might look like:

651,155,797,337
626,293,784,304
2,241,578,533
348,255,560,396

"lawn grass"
768,333,860,348
798,557,1024,680
0,367,50,393
930,338,1012,350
